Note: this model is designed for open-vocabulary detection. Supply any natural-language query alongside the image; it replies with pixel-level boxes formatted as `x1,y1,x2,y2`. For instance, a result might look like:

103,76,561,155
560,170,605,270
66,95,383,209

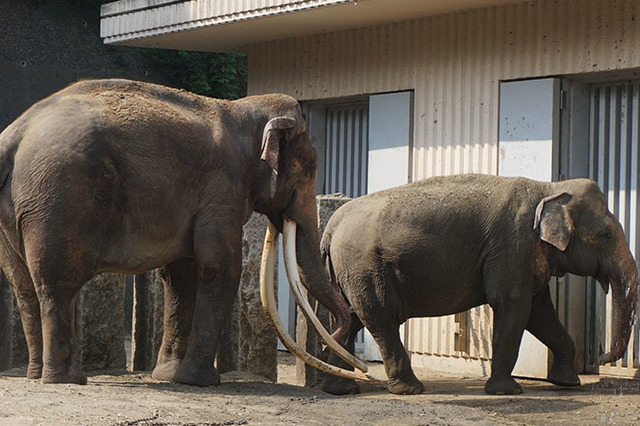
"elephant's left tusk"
282,217,369,374
260,222,383,383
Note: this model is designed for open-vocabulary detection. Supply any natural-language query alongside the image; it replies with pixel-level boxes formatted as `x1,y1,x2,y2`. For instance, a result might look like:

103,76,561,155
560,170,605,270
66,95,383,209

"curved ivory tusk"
260,222,383,383
282,217,369,374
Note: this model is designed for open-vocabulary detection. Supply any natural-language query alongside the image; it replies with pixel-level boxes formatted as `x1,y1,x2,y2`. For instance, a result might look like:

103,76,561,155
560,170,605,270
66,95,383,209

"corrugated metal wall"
248,0,640,362
588,81,640,376
324,103,369,197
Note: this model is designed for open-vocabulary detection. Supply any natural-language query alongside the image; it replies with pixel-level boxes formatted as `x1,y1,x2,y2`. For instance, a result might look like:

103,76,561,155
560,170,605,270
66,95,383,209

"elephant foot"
151,359,181,382
484,376,522,395
41,366,87,385
322,376,361,395
548,363,580,387
173,362,220,387
26,362,43,380
387,373,425,395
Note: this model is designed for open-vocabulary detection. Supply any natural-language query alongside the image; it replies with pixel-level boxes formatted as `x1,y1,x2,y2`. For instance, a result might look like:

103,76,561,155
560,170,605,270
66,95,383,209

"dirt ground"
0,353,638,426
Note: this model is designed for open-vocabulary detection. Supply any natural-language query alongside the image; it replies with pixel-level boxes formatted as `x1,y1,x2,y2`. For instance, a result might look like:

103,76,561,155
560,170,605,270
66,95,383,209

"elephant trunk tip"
328,321,351,350
599,338,628,365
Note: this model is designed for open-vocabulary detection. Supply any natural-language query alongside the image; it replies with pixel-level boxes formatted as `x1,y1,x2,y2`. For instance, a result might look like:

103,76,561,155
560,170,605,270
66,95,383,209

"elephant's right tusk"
282,217,369,373
260,222,383,383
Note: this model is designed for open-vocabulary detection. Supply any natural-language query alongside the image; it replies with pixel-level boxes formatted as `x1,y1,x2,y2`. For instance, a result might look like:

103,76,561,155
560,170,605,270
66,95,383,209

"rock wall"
76,274,127,371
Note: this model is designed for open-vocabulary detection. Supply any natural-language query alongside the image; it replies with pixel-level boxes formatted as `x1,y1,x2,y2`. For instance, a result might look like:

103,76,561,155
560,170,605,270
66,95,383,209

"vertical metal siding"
248,0,640,361
324,104,369,198
588,81,640,376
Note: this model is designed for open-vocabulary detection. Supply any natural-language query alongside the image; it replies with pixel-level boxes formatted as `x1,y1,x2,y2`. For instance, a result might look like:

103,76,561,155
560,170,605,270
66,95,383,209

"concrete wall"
0,0,170,131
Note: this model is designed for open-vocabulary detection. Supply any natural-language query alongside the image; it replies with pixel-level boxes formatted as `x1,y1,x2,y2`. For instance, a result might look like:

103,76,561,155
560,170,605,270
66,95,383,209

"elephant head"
247,96,369,378
534,179,638,364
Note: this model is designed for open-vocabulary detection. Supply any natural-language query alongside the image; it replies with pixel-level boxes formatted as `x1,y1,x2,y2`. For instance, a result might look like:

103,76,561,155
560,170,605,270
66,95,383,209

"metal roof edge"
101,0,183,18
101,0,354,41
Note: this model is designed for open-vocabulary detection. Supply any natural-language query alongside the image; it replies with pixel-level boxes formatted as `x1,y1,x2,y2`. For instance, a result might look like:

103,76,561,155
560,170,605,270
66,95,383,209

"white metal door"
498,78,560,378
586,81,640,377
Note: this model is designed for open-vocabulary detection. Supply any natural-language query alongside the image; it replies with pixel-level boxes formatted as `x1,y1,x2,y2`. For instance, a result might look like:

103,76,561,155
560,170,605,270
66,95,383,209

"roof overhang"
101,0,526,52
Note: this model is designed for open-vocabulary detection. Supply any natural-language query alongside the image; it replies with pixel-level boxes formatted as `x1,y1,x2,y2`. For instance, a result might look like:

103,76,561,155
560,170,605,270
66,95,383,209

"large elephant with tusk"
0,79,367,385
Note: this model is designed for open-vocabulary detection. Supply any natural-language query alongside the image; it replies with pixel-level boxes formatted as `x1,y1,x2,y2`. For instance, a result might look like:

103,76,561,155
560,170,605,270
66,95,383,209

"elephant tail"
0,118,22,191
321,229,341,296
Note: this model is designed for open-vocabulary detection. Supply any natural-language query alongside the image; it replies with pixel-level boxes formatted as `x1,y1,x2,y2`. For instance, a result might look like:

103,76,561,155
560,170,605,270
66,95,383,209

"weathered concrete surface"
296,194,352,387
76,273,127,371
11,296,28,368
131,270,165,371
0,273,29,370
0,0,171,132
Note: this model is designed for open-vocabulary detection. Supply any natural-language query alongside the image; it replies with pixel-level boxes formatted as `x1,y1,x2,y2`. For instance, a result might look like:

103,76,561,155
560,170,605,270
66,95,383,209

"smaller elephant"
321,174,638,395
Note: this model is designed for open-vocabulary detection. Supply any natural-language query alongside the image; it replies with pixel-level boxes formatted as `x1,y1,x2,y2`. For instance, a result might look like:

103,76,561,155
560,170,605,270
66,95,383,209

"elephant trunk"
599,252,638,364
292,203,352,346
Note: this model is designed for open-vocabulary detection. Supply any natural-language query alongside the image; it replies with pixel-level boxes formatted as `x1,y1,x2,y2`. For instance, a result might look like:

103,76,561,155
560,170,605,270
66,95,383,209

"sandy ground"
0,353,638,426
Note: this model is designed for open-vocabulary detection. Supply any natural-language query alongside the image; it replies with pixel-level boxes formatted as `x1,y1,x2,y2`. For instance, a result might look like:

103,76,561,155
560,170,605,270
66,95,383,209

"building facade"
101,0,640,379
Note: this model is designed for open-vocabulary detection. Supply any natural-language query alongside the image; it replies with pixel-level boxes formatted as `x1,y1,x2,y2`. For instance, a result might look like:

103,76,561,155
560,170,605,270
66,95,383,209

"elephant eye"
598,229,613,240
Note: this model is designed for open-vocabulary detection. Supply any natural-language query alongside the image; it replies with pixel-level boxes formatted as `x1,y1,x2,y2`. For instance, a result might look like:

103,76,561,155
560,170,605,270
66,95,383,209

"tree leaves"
142,50,248,100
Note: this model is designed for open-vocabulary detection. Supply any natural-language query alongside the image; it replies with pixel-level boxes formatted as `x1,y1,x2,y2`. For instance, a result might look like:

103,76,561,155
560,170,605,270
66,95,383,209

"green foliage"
142,50,248,100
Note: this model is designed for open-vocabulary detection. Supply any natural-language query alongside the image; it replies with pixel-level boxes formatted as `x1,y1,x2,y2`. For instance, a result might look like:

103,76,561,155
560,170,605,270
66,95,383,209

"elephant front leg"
486,292,532,395
526,286,580,387
151,260,198,382
171,230,242,386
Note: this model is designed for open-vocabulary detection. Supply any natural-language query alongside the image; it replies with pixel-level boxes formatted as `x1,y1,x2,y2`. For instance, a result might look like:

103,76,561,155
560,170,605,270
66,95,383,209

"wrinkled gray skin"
0,79,352,385
321,174,638,395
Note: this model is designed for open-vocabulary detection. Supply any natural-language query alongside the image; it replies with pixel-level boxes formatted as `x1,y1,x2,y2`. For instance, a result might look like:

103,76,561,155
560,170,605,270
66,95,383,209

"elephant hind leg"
322,313,364,395
152,259,198,382
0,234,43,379
36,283,87,384
369,324,423,395
3,265,43,379
356,302,422,392
342,274,423,395
23,234,97,384
526,286,580,387
14,284,43,379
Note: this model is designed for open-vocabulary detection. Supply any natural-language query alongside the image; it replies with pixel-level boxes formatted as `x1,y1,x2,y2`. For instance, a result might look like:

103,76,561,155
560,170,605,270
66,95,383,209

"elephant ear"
260,117,297,173
260,117,296,197
533,192,573,251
